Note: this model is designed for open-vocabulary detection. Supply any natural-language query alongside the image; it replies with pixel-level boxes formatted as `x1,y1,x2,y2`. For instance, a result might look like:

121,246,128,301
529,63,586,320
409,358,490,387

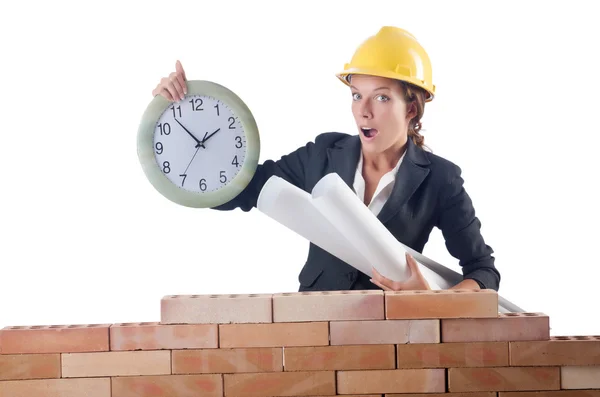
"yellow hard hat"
336,26,436,102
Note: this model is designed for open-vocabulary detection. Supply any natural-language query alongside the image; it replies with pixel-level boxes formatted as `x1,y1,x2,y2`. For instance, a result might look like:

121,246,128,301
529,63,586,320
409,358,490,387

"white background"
1,0,599,337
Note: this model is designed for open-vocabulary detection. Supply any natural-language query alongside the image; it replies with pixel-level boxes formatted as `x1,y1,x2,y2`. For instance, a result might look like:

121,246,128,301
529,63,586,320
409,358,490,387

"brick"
110,322,218,350
387,393,496,397
561,365,600,389
172,347,283,374
219,322,329,348
330,319,439,345
161,294,272,324
0,324,109,354
0,378,110,397
510,335,600,366
0,353,60,380
385,289,498,319
337,369,445,394
272,290,384,322
448,367,560,392
111,374,222,397
62,350,171,377
224,371,335,396
284,345,395,371
396,341,508,368
500,391,600,396
441,312,550,342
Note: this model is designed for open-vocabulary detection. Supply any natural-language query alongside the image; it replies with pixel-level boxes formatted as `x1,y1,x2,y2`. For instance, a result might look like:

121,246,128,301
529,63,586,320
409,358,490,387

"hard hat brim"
336,68,435,102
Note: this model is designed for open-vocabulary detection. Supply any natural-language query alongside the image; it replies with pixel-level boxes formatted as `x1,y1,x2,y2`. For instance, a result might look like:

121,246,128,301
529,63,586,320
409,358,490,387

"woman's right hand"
152,60,188,102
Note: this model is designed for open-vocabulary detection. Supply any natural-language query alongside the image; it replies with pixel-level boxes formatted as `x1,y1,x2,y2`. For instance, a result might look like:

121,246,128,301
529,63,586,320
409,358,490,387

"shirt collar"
356,148,405,178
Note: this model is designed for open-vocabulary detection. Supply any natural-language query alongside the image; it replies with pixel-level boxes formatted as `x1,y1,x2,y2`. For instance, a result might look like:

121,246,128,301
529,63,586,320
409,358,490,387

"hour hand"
202,128,221,144
174,118,204,147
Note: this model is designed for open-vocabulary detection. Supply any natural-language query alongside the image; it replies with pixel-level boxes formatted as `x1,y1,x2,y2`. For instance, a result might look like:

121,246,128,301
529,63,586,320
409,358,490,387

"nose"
360,99,373,119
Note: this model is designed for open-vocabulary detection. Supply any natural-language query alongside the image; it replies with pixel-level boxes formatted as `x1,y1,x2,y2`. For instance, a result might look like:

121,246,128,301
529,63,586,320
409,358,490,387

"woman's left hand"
371,253,431,291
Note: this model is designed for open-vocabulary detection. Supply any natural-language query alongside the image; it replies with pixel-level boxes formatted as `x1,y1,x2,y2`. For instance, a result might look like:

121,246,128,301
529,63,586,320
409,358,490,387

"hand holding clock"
153,60,187,101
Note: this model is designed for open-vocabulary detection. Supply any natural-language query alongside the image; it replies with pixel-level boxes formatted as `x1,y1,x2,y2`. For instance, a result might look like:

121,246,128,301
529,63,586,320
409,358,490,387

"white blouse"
353,150,405,216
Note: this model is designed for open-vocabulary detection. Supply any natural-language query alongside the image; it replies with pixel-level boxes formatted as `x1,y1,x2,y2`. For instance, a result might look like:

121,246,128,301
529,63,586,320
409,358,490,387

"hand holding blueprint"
256,173,523,313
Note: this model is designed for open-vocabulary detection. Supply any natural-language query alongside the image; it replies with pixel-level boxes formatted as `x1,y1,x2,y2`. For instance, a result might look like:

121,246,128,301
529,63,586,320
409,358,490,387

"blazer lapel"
326,134,362,191
377,138,431,224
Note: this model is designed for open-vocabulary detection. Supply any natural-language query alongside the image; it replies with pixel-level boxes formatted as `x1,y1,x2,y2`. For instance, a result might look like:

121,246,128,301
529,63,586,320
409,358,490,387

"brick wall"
1,289,599,396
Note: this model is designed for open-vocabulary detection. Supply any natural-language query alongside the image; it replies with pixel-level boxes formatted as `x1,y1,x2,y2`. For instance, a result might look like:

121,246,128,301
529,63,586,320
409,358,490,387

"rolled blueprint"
257,174,442,289
256,174,524,313
312,173,450,289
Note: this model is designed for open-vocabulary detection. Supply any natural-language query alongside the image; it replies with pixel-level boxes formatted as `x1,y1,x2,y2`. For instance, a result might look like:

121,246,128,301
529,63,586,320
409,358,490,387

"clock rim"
137,79,260,208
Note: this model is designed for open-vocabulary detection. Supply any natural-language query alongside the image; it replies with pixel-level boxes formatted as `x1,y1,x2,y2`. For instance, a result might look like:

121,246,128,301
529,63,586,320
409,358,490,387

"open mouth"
361,127,379,138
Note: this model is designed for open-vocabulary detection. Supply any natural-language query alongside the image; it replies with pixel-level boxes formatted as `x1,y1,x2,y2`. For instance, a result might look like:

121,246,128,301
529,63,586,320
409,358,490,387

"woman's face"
349,74,414,155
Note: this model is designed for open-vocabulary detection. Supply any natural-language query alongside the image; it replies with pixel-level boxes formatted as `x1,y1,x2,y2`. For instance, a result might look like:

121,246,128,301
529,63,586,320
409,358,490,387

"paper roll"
257,174,442,289
256,173,524,312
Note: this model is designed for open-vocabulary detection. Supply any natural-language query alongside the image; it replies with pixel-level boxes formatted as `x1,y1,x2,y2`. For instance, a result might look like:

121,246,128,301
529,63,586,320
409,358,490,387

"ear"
406,101,418,120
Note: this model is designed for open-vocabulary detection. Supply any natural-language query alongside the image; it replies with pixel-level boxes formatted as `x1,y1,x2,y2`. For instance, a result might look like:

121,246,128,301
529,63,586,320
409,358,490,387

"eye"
352,92,361,101
376,95,390,102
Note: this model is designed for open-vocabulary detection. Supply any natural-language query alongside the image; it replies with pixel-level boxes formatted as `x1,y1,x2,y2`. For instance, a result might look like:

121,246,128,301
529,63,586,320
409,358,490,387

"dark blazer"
213,132,501,292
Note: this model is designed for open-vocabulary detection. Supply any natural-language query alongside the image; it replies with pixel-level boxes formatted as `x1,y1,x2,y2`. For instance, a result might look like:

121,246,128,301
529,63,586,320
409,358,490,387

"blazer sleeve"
211,139,319,212
435,166,501,291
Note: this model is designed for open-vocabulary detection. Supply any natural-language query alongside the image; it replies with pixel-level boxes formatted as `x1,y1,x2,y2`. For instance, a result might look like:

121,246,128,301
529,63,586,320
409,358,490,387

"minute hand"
174,118,204,148
202,128,221,144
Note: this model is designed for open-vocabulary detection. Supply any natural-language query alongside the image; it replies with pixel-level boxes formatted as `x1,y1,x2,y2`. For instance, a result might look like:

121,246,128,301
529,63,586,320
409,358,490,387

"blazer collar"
327,134,431,224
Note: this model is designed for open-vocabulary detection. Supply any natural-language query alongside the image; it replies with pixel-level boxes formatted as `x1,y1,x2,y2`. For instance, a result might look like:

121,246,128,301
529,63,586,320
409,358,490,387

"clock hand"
201,128,221,145
174,118,204,148
183,145,201,175
195,131,208,148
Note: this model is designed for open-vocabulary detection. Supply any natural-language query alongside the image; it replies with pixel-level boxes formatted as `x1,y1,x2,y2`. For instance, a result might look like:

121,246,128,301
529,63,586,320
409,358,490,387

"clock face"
153,95,247,194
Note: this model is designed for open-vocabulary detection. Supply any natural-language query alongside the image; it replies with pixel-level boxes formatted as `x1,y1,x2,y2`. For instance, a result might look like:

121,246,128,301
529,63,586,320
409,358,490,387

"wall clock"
137,80,260,208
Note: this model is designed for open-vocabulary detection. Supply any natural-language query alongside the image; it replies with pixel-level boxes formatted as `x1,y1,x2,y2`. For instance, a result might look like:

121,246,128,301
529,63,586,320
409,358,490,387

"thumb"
406,253,418,274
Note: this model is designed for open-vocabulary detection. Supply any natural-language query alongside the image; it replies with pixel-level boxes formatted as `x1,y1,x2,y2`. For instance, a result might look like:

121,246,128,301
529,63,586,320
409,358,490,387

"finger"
169,73,185,100
373,268,396,286
405,253,417,271
408,254,426,278
177,73,187,95
372,266,388,281
153,83,172,101
173,62,187,95
159,87,174,102
370,268,387,289
373,267,405,290
370,278,391,291
172,78,185,101
161,77,180,102
371,266,382,280
176,60,186,81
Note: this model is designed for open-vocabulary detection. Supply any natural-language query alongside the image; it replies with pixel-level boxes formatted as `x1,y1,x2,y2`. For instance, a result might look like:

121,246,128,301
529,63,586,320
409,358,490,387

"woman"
151,26,501,293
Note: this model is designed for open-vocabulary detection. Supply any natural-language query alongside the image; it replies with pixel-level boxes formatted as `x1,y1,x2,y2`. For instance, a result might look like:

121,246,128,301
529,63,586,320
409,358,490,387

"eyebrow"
350,85,391,91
